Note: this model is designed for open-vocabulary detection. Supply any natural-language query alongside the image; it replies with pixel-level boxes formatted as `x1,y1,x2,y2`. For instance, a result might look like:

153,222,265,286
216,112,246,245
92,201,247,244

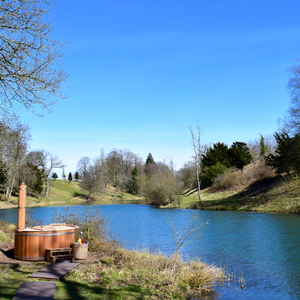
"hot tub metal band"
14,255,47,260
15,231,76,236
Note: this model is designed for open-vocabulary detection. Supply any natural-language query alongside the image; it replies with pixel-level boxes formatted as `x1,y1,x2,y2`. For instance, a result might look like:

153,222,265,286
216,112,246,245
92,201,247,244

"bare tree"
168,213,207,256
76,156,91,179
27,149,64,199
0,0,67,120
79,165,99,200
0,122,30,202
99,148,109,193
106,149,123,199
286,60,300,134
189,120,204,206
79,155,107,200
178,161,197,189
247,139,260,163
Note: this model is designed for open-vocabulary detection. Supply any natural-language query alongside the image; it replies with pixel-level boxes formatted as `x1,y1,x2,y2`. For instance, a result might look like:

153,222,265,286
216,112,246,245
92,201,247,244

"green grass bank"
178,166,300,214
0,179,143,209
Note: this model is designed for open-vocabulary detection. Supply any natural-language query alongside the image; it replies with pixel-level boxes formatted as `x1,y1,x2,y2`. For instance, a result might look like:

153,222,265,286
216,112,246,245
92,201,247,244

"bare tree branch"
189,119,204,206
0,0,68,120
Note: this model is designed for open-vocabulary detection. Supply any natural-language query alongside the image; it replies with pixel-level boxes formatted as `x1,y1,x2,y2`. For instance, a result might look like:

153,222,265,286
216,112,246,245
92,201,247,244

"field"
0,179,143,209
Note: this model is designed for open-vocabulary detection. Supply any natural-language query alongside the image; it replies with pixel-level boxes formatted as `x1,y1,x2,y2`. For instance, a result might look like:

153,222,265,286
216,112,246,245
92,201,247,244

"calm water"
1,204,300,300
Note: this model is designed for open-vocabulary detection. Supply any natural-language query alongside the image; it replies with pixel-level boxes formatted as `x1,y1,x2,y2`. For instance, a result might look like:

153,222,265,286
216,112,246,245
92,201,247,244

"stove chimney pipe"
17,179,26,230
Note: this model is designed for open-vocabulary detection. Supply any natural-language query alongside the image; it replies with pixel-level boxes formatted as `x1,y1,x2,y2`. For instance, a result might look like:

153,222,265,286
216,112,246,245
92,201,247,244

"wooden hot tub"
14,182,78,261
14,224,77,261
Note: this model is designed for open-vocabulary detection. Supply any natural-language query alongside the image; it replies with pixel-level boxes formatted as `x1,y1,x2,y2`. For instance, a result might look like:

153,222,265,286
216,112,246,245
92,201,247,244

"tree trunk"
196,166,201,202
5,187,9,201
113,181,118,199
104,181,107,194
7,175,15,203
45,178,49,199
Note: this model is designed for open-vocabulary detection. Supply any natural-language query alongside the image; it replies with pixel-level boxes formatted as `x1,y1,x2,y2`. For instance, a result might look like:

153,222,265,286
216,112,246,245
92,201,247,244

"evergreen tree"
145,153,155,164
144,153,157,177
0,160,7,189
131,167,140,194
68,172,73,182
202,142,231,168
228,142,253,173
34,167,44,194
26,163,44,195
75,171,80,181
265,132,300,174
51,172,58,181
259,134,268,157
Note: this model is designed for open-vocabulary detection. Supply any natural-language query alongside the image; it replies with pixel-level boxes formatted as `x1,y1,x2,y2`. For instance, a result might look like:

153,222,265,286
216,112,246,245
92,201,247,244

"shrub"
51,206,108,251
246,163,275,182
211,170,239,191
201,163,228,186
147,171,181,206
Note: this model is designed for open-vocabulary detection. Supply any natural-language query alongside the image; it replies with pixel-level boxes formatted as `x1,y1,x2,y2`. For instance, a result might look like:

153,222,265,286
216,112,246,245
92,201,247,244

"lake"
1,204,300,300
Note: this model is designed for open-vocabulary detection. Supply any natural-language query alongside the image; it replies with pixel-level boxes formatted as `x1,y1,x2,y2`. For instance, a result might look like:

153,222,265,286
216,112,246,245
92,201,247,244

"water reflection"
0,204,300,300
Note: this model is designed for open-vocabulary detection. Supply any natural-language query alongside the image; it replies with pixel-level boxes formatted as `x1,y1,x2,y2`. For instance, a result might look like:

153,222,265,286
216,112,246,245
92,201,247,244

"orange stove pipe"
17,181,26,230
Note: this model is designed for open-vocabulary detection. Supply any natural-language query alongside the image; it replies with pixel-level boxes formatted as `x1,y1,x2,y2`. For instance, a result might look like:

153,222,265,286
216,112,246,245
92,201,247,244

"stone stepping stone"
28,262,79,280
12,281,57,300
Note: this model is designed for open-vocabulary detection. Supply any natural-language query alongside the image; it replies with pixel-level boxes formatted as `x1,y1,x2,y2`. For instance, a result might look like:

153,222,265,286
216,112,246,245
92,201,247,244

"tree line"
73,134,276,206
0,1,299,207
0,119,278,207
0,121,64,202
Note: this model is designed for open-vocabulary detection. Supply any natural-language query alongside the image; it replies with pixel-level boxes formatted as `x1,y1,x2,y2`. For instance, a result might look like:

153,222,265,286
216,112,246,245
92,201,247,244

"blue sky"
21,0,300,175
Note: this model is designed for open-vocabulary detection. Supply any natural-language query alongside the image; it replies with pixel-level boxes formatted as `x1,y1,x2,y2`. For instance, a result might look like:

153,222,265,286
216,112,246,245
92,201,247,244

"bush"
245,163,275,182
52,206,108,252
201,163,228,186
211,170,239,191
147,171,181,206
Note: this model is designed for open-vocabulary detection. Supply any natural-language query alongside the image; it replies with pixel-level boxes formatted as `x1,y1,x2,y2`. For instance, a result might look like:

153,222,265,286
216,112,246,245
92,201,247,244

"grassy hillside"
1,163,299,214
0,179,143,209
179,162,300,214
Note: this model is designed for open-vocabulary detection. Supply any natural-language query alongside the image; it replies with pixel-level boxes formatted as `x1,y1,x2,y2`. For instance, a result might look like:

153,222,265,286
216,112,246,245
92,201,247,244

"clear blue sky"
21,0,300,175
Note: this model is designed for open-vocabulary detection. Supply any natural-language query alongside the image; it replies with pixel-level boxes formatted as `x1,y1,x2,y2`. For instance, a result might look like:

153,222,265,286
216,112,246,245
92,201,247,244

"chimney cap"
19,178,27,185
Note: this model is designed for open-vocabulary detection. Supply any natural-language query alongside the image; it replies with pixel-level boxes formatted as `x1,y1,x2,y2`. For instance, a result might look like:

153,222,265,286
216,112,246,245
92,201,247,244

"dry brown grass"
210,160,276,192
79,243,226,298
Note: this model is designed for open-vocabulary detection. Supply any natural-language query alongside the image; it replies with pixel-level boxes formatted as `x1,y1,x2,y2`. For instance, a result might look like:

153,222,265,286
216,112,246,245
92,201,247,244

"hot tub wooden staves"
14,224,77,261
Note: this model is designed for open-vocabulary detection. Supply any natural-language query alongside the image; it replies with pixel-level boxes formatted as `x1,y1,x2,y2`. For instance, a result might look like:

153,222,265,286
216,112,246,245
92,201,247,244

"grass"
179,163,300,214
1,161,299,215
0,221,225,300
0,179,144,210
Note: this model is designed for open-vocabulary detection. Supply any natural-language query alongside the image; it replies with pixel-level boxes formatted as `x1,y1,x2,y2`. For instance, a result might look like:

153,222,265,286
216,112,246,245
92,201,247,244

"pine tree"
26,163,44,195
265,132,300,174
145,153,155,164
228,142,253,173
144,153,157,177
34,169,44,194
68,172,73,182
75,171,79,181
259,134,268,157
131,167,140,194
